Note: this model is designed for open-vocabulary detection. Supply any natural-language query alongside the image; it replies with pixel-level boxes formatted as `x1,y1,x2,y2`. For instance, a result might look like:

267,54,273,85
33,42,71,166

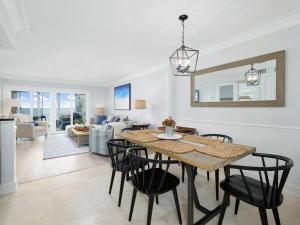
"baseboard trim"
285,183,300,197
174,118,300,133
0,180,17,196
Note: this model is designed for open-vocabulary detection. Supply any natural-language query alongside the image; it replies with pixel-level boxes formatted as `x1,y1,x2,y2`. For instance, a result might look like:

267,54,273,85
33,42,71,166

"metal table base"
186,165,227,225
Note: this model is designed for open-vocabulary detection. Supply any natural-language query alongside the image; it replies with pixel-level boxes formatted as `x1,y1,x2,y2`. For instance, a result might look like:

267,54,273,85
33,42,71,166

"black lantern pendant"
245,64,261,86
169,15,199,76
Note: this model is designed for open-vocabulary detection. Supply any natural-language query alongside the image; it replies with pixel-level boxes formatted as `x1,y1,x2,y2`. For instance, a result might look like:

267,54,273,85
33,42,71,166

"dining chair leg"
207,171,210,181
126,171,130,181
234,199,240,215
258,207,269,225
215,169,219,201
147,195,155,225
109,170,116,194
218,192,230,225
272,208,281,225
155,195,159,205
194,168,198,175
172,188,182,224
158,154,162,169
181,163,185,183
128,188,137,221
118,171,126,207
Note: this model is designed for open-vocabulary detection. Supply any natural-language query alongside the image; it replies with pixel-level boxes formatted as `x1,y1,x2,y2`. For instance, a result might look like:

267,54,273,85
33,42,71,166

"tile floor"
16,136,108,183
1,160,300,225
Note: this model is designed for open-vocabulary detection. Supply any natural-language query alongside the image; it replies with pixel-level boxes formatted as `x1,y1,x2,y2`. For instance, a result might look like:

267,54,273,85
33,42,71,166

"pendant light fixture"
244,64,261,86
169,14,199,76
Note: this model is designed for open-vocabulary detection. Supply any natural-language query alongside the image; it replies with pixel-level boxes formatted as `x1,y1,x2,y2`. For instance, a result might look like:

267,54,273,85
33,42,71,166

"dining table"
119,129,256,225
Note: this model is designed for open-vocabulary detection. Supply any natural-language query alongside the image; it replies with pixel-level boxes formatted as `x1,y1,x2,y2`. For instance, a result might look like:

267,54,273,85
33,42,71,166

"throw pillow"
112,116,120,122
107,115,115,123
122,116,129,122
96,115,107,124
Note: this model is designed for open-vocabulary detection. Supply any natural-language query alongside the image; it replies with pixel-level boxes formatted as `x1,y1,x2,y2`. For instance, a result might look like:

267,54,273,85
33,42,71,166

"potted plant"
162,117,176,136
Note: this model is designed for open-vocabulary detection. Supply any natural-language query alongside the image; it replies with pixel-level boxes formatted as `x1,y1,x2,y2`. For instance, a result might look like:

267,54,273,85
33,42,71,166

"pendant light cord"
181,20,185,46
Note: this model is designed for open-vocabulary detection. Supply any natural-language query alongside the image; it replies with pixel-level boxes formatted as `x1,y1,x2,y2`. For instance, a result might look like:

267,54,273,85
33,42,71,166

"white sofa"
92,122,127,138
13,114,48,139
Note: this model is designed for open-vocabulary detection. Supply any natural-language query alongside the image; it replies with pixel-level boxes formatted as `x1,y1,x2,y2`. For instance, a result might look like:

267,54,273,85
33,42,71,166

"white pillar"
0,119,17,195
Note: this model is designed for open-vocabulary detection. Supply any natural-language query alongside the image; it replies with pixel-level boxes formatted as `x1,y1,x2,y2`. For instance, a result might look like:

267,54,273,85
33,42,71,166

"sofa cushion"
34,126,48,136
13,114,33,123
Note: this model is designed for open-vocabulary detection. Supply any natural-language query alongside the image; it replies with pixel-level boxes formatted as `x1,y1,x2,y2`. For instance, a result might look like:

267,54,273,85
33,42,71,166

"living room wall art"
114,83,131,110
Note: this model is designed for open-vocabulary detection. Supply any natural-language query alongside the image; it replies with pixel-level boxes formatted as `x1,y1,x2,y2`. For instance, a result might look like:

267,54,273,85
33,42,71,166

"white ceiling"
0,0,299,86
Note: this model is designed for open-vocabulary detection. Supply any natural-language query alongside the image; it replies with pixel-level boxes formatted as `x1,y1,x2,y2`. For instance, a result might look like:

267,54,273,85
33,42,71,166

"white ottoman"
65,125,76,137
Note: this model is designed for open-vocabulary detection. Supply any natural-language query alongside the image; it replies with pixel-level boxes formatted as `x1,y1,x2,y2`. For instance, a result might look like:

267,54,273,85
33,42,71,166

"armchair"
13,114,48,139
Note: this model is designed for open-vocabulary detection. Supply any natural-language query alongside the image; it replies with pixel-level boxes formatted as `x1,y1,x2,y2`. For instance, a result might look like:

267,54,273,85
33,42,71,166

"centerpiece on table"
74,125,89,132
162,116,176,137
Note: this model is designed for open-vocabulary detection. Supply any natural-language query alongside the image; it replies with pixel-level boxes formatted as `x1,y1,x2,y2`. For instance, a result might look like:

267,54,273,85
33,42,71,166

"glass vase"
166,126,174,137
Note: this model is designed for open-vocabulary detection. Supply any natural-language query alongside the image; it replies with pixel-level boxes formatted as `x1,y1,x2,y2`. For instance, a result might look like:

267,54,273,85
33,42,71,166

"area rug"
43,134,89,159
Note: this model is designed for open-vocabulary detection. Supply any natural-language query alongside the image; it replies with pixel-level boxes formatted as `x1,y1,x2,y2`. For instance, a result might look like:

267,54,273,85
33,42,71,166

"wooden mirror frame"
191,50,285,107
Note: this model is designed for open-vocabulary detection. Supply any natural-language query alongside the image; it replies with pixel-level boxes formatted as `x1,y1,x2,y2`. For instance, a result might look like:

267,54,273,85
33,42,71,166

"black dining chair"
202,134,233,201
121,127,141,132
127,146,182,225
121,127,144,147
182,133,233,200
107,139,148,207
218,153,293,225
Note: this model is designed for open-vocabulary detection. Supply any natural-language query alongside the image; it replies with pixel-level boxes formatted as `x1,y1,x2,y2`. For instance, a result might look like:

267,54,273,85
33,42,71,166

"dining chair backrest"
107,139,128,171
202,134,233,143
127,147,179,194
227,153,293,208
121,127,141,132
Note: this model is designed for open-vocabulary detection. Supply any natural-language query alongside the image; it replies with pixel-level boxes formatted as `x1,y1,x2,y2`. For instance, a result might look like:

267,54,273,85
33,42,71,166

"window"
33,92,50,124
74,94,86,124
56,93,72,131
10,89,87,132
11,91,31,115
56,93,87,130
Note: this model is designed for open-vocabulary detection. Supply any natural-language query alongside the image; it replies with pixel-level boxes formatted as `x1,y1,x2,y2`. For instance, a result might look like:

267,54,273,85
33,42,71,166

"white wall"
105,25,300,195
170,24,300,195
108,67,170,127
0,78,109,123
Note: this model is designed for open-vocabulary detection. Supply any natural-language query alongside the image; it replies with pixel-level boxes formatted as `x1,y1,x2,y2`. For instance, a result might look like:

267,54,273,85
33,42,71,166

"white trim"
285,183,300,197
0,72,107,87
110,64,168,87
197,13,300,57
19,0,29,32
174,118,300,133
0,180,17,196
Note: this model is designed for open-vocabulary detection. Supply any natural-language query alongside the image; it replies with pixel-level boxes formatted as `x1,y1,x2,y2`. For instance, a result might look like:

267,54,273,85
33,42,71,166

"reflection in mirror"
194,59,276,102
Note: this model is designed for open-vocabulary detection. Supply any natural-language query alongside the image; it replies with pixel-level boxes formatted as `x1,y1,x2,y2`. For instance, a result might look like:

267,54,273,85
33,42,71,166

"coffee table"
72,128,89,147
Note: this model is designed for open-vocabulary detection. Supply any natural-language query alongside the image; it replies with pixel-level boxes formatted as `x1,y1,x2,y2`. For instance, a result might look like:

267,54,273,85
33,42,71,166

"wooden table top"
120,130,256,172
72,128,90,136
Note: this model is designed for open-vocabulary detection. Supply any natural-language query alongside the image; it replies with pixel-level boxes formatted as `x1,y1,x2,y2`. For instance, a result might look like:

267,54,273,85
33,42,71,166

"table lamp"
96,107,105,115
134,100,146,122
7,99,22,116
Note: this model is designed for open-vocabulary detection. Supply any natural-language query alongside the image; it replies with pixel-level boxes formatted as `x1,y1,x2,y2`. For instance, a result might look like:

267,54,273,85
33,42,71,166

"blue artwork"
114,83,131,110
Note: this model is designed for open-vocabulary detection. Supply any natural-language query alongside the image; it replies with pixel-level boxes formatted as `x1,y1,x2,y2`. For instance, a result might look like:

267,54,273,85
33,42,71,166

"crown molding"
197,12,300,57
0,0,29,50
110,64,168,87
0,72,107,88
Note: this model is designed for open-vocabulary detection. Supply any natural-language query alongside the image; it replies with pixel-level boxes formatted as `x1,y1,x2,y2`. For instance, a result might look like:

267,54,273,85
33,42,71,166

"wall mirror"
191,50,285,107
